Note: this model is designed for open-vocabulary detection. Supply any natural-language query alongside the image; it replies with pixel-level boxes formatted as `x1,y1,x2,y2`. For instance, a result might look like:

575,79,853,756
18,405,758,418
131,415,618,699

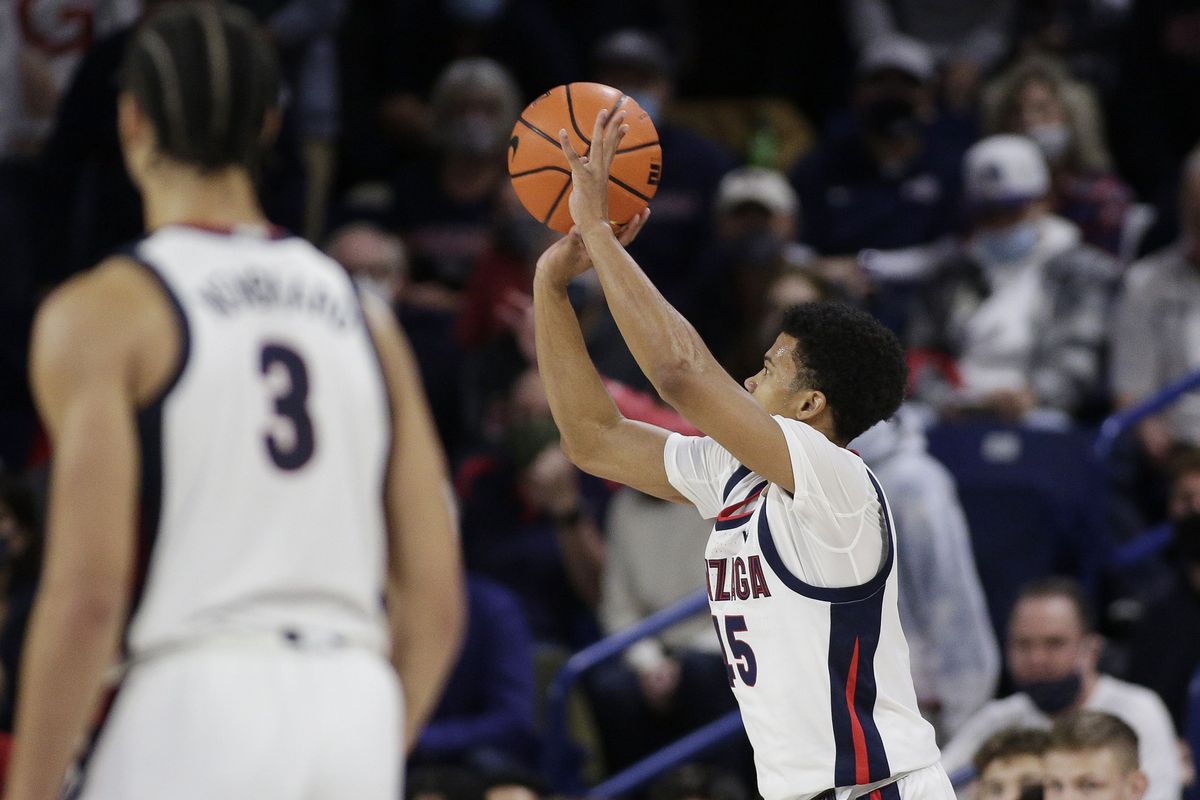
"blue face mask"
626,90,662,121
970,220,1039,265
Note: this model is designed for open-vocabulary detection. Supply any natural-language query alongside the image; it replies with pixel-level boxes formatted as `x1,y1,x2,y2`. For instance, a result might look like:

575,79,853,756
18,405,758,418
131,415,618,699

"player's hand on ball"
559,107,629,231
534,210,650,288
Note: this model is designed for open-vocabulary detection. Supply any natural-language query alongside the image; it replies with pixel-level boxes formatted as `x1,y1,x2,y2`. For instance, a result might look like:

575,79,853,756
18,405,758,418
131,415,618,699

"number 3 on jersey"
260,343,316,470
712,614,757,687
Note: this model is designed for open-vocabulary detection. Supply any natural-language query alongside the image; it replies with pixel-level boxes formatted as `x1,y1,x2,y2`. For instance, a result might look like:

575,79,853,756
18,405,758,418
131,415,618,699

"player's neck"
140,164,268,233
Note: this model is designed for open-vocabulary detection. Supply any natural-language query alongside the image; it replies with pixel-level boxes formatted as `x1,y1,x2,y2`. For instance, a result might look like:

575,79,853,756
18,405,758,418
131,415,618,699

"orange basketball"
508,82,662,234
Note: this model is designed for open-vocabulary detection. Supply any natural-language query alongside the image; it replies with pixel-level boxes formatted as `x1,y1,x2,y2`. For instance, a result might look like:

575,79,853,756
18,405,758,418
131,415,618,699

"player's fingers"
617,208,650,245
589,109,609,158
558,129,583,170
605,112,628,158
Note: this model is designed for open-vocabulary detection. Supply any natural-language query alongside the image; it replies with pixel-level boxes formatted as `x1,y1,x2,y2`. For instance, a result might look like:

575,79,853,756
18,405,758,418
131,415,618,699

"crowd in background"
3,0,1200,797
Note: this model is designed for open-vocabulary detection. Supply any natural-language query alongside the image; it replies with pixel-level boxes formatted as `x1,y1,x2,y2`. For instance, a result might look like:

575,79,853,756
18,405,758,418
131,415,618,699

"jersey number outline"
260,343,315,470
712,614,757,687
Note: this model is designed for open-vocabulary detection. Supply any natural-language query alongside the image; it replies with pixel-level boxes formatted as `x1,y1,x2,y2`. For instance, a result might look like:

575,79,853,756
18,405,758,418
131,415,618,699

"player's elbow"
45,575,128,630
652,360,703,408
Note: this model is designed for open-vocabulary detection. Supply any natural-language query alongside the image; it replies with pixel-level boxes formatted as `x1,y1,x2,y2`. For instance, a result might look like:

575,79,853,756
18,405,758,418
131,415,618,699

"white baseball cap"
858,34,936,84
964,134,1050,209
716,167,798,216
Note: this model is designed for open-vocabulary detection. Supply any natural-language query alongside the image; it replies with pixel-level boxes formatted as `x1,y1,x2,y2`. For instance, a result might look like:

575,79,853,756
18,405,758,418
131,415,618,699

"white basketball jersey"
122,224,392,660
665,418,940,799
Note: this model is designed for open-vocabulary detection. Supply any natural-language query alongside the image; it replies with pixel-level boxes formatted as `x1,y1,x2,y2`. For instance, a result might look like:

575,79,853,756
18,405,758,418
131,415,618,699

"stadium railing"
542,589,743,796
1094,369,1200,461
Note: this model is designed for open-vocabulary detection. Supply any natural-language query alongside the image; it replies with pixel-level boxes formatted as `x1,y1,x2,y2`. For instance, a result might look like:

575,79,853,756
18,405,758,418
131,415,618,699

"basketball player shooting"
5,5,462,799
532,108,955,798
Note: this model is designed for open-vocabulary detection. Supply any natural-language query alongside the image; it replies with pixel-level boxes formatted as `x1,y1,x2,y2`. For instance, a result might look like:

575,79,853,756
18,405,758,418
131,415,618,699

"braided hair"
119,1,280,172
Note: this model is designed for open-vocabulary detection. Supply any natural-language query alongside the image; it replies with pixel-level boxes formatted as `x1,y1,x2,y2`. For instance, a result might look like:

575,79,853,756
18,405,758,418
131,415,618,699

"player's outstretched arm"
532,229,687,503
7,260,169,800
558,110,796,493
363,296,465,750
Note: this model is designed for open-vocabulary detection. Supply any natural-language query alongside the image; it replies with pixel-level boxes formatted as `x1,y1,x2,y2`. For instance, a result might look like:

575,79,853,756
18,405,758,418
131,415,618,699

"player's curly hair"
779,302,907,443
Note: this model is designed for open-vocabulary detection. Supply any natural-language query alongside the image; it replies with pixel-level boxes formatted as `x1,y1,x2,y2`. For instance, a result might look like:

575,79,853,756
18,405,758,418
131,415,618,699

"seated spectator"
844,0,1019,111
790,34,966,258
908,134,1118,423
391,58,519,305
410,576,537,775
983,56,1138,261
456,368,607,647
326,221,466,454
1043,711,1148,800
585,29,736,388
853,406,1001,741
586,488,749,777
971,727,1048,800
692,166,813,380
1126,448,1200,732
940,578,1181,799
1110,146,1200,459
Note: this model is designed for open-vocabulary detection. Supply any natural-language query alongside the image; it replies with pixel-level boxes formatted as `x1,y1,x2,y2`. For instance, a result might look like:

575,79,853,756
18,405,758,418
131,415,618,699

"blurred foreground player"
532,108,951,797
5,4,463,799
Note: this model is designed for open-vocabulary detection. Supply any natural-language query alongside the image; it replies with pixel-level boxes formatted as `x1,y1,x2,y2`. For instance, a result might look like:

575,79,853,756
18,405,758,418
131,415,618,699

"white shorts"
71,642,402,800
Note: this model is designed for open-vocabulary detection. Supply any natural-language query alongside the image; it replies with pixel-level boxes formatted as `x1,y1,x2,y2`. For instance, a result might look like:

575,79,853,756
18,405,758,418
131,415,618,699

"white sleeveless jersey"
123,224,391,660
664,418,940,799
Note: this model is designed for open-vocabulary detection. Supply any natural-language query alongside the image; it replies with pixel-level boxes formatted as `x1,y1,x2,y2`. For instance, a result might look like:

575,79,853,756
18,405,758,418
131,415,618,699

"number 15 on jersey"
712,614,757,687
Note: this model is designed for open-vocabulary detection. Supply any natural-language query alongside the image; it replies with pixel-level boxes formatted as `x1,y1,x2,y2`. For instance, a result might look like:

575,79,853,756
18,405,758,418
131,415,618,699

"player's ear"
117,91,154,181
1129,769,1149,799
793,389,827,421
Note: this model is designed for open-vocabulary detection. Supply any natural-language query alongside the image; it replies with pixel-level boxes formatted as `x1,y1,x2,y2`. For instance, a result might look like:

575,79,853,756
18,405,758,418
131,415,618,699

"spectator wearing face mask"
1126,448,1200,733
940,578,1181,800
907,134,1118,423
984,55,1140,261
790,34,967,259
583,29,736,389
971,727,1048,800
390,57,520,306
326,221,468,454
691,166,815,381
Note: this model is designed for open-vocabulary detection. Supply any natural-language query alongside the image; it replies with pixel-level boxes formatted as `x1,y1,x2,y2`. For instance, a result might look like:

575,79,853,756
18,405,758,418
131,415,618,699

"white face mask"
1027,123,1072,163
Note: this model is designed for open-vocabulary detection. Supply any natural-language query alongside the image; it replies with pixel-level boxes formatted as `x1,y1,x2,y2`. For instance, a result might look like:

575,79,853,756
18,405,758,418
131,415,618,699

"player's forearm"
7,585,126,800
531,273,624,458
390,576,464,749
578,224,717,399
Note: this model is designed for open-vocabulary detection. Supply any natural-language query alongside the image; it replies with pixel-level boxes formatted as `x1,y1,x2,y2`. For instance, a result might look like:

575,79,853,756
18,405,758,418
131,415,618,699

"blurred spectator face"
964,136,1052,264
978,754,1045,800
1006,595,1099,711
854,69,932,146
759,269,826,348
1182,156,1200,266
1043,748,1147,800
715,167,798,242
485,786,538,800
326,224,408,303
1013,79,1072,165
432,58,520,159
592,30,674,121
1170,466,1200,519
1168,463,1200,590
